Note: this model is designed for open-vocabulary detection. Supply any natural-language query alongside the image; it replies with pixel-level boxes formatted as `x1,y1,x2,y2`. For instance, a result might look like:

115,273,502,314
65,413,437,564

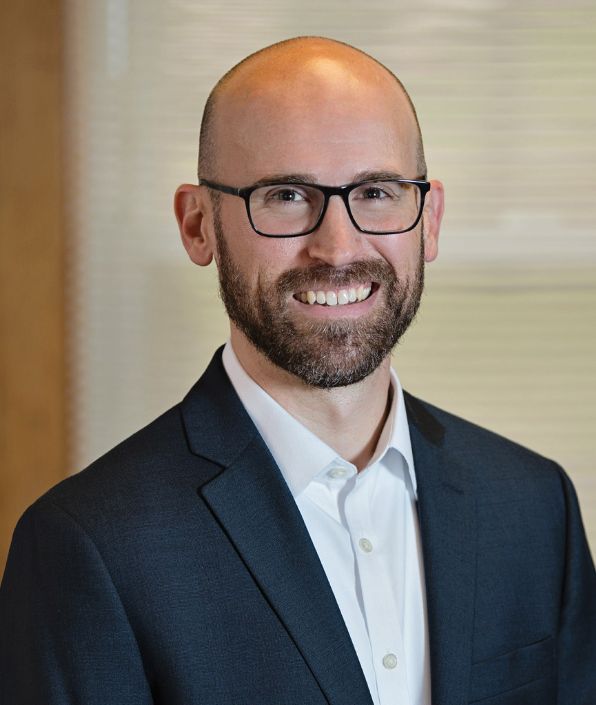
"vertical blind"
65,0,596,550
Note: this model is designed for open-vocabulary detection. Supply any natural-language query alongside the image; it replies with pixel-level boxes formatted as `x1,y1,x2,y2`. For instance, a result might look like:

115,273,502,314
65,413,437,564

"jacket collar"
405,392,477,705
181,348,373,705
180,346,258,468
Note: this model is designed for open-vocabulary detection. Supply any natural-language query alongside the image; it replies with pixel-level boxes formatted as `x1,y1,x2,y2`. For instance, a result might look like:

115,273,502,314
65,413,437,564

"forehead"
212,55,419,184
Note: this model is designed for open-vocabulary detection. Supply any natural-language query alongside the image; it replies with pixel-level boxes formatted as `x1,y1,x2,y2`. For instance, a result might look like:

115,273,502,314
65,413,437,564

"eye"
264,187,307,203
352,181,403,203
362,186,387,200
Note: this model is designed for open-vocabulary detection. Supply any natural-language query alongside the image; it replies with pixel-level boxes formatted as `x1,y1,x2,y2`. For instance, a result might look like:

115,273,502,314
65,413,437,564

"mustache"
275,260,396,293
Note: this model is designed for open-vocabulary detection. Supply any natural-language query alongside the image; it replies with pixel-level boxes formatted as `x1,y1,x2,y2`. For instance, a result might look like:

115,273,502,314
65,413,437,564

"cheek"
254,240,307,289
217,209,260,273
223,213,304,287
371,229,422,274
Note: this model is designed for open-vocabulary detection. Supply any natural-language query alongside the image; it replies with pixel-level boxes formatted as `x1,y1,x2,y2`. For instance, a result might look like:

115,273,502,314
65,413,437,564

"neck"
230,330,393,471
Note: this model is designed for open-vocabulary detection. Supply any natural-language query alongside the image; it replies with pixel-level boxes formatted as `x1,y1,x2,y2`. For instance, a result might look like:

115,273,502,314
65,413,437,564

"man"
1,36,595,705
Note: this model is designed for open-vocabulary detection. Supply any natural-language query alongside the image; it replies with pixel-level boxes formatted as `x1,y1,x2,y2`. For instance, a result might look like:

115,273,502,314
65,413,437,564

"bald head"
198,37,426,182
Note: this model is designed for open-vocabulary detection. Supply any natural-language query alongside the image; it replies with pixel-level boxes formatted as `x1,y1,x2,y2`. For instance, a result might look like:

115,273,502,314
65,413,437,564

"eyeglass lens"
248,181,422,236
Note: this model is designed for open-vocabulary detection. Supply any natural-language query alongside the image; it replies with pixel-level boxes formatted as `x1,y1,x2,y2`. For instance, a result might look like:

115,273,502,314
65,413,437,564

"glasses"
199,177,430,238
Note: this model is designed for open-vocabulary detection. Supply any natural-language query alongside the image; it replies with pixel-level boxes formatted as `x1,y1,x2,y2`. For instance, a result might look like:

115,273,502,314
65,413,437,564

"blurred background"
1,0,595,575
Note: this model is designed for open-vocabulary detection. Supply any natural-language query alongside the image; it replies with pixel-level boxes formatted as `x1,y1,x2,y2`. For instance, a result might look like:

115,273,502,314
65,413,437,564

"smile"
295,283,374,306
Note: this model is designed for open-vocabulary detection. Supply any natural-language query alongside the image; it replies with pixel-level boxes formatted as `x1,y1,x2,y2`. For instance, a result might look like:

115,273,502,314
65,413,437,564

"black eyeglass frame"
199,177,431,238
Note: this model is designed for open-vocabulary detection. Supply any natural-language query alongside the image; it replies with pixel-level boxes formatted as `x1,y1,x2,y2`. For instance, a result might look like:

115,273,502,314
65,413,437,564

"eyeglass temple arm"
198,179,242,197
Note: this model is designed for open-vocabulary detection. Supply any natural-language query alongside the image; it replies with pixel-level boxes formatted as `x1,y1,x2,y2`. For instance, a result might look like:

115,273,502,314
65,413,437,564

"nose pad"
305,195,363,267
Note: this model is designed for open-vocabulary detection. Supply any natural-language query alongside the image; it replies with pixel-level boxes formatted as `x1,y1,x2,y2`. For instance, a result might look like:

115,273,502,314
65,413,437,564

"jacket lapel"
405,393,477,705
181,350,373,705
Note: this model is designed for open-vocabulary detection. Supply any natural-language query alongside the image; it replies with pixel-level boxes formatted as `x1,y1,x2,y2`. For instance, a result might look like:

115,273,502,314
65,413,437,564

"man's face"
214,202,425,388
203,55,440,387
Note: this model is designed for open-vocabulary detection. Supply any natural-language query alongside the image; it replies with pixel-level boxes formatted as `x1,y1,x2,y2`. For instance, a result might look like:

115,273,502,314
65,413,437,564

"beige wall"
0,1,68,575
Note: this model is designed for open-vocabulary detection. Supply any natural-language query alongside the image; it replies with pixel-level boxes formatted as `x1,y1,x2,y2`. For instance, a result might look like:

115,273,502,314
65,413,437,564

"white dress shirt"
222,342,431,705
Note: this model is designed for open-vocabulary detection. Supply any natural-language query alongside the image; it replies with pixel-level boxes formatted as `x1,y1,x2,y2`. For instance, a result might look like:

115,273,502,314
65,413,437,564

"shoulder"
403,392,588,558
404,391,568,491
18,348,246,537
23,401,212,537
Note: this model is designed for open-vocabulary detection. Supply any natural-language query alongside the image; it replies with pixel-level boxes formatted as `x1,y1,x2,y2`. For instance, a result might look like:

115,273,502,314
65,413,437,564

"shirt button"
358,538,373,553
382,653,398,669
327,467,347,479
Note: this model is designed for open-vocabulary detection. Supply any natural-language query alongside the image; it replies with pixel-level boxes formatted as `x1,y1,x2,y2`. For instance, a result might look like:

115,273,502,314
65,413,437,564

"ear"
174,184,215,266
421,179,445,263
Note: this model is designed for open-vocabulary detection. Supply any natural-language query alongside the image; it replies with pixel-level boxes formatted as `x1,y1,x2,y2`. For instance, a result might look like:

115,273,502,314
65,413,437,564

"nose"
305,195,364,267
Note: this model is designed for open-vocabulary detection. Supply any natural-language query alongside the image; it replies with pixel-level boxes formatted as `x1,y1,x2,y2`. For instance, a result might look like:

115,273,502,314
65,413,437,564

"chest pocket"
469,636,554,704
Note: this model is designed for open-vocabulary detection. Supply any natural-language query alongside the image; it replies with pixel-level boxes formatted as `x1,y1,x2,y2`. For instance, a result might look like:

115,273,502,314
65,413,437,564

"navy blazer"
1,348,595,705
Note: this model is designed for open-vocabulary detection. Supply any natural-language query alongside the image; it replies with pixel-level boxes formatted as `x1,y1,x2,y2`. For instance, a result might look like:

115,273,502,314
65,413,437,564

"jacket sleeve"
556,467,596,705
0,499,154,705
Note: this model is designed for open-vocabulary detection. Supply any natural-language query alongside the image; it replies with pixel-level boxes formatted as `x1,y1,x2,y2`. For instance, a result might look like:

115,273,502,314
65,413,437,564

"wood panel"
0,0,67,576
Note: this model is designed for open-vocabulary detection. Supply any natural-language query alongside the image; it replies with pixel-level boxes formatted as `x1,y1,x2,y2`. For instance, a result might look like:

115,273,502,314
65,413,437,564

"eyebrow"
250,170,410,189
353,169,408,182
251,173,318,188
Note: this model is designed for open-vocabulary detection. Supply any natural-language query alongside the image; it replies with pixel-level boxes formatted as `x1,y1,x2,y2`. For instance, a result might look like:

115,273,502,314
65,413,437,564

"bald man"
1,37,595,705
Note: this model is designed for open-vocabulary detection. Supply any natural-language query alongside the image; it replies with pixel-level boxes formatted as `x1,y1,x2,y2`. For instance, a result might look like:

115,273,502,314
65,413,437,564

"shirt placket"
344,472,411,705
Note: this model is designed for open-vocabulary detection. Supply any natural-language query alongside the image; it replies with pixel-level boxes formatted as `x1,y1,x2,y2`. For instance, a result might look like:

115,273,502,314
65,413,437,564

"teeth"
299,285,373,306
356,285,371,301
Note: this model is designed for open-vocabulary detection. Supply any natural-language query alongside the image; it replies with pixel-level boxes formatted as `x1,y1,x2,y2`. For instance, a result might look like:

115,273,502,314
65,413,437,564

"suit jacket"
1,348,595,705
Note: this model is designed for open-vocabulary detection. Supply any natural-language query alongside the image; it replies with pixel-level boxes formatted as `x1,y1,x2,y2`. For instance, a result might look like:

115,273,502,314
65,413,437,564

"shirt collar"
222,341,417,499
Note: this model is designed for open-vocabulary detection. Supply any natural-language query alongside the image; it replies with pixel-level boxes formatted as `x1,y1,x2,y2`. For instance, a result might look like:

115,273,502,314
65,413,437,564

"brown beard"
213,209,425,388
